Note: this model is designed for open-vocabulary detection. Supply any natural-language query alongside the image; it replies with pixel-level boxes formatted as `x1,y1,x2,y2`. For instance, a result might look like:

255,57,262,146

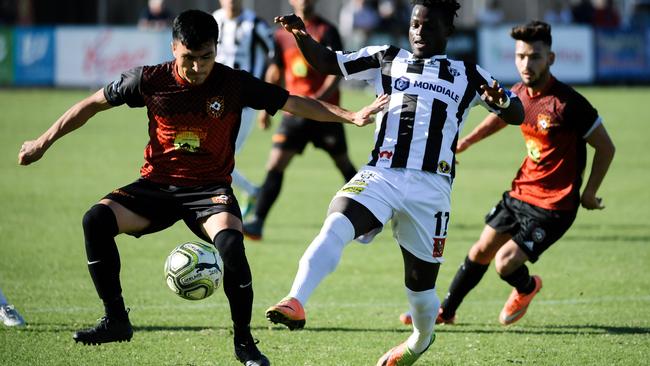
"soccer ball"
164,241,224,300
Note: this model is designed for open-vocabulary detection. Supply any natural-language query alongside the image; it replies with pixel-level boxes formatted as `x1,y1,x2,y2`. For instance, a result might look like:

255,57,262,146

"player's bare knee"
468,242,494,264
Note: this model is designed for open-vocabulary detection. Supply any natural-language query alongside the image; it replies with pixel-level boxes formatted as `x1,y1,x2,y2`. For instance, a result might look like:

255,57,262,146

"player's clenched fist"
18,140,45,165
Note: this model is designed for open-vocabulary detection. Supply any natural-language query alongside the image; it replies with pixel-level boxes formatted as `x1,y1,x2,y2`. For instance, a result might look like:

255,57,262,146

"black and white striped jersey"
213,9,274,79
336,45,516,179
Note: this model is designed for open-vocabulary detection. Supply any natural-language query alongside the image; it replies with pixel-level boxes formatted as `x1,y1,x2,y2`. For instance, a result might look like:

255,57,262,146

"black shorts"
485,192,577,262
273,114,349,155
104,178,241,242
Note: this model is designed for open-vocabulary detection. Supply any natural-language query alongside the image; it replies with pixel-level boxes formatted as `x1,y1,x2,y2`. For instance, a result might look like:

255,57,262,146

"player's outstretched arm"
457,113,509,153
274,14,342,76
18,89,113,165
581,124,615,210
480,80,524,125
282,94,389,126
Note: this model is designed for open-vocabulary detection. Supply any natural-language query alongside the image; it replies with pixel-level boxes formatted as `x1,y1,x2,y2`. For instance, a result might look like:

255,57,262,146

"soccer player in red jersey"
17,10,387,366
242,0,357,240
403,20,615,327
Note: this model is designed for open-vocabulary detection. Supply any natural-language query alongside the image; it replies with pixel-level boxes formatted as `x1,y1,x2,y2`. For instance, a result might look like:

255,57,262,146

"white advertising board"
55,27,171,87
478,25,594,85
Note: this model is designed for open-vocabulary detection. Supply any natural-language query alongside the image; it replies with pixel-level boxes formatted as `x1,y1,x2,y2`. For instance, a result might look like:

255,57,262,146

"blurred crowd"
1,0,649,35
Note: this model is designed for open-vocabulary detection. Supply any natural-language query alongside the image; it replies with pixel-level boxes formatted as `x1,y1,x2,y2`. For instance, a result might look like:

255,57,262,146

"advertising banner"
55,27,171,87
479,25,595,85
14,27,55,86
0,27,13,85
596,28,650,82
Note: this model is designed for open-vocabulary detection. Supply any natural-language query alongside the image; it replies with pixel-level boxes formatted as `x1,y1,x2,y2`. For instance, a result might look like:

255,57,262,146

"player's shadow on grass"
431,323,650,336
272,323,650,336
19,322,649,336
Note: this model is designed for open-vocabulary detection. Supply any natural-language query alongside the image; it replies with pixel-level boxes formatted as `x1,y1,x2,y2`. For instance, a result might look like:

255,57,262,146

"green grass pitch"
1,86,649,365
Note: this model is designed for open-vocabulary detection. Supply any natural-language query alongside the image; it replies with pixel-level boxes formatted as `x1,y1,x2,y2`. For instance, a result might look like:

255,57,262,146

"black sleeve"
322,24,343,52
566,90,600,138
103,67,145,108
240,71,289,115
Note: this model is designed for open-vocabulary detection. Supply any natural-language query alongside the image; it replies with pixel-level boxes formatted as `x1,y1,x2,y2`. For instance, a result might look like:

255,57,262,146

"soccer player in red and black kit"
402,20,615,327
242,0,357,240
17,10,387,366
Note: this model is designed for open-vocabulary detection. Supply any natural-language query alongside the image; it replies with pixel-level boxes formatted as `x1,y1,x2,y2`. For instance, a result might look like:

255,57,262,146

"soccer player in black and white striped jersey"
265,1,524,364
213,0,275,215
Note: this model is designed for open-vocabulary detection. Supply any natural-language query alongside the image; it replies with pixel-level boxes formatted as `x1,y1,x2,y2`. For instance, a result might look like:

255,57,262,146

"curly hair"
410,0,461,31
510,20,552,47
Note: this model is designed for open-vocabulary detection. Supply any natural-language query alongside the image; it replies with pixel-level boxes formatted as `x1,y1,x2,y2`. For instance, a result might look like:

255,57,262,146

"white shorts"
333,166,452,263
235,107,256,154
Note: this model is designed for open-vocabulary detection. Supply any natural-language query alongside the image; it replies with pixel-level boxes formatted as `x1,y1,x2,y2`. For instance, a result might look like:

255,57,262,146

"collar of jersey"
408,54,448,62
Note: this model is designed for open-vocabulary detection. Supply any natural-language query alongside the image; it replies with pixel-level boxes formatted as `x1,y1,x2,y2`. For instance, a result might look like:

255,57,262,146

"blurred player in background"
242,0,358,241
265,1,524,365
0,286,25,327
401,20,615,327
18,9,386,366
213,0,275,217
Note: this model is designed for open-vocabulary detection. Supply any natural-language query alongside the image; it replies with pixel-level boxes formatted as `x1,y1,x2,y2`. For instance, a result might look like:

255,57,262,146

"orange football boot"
265,297,305,330
499,275,542,325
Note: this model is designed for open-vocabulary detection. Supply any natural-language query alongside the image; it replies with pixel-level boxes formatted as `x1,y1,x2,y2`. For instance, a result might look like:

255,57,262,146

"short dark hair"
172,10,219,50
410,0,461,32
511,20,552,47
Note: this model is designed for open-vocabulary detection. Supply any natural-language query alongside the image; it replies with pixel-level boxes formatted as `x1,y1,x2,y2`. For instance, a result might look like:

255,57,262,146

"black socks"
440,256,489,318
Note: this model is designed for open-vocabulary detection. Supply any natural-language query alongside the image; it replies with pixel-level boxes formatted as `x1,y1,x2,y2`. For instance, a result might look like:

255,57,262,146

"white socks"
288,212,355,305
405,287,439,354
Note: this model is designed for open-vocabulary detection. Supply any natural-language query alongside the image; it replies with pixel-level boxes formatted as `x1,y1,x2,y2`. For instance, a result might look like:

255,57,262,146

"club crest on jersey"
448,66,460,77
211,194,232,205
206,96,225,118
433,237,446,257
394,76,410,91
532,227,546,243
536,113,554,134
438,160,451,174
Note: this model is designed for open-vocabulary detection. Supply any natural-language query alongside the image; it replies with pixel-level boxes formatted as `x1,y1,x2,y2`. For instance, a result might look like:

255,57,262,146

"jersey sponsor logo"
433,237,446,257
412,81,460,102
394,76,410,91
526,139,541,163
174,131,202,152
211,194,232,205
206,96,225,118
379,150,394,161
291,58,309,77
437,160,451,174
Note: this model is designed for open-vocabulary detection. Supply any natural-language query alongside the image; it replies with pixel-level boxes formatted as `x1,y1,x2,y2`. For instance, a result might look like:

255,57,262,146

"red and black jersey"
104,61,289,186
273,15,342,105
509,76,601,211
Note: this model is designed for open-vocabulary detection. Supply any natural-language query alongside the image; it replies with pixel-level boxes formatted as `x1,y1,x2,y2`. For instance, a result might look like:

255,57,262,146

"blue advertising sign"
596,28,650,82
14,26,55,85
